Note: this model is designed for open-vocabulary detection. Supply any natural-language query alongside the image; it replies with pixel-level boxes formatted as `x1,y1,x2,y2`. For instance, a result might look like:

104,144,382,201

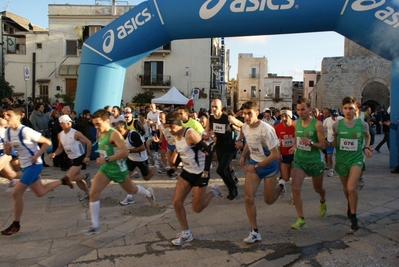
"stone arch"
361,81,390,111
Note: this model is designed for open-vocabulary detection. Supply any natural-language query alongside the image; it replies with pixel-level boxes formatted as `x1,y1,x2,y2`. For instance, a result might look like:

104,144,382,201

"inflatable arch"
75,0,399,167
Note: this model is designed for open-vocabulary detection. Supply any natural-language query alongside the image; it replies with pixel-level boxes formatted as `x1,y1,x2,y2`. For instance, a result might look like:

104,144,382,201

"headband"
280,110,293,118
165,120,182,126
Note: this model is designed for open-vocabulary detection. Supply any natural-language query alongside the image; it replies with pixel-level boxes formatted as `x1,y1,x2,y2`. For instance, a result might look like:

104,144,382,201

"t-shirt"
110,115,124,127
182,118,204,135
323,116,343,142
241,121,279,163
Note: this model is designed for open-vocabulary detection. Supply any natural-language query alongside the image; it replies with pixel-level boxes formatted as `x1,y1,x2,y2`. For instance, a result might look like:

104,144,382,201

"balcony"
150,43,171,56
140,74,171,89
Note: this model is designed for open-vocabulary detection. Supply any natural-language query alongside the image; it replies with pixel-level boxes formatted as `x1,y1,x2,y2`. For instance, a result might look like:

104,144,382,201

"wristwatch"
254,164,259,170
309,141,314,147
105,156,110,162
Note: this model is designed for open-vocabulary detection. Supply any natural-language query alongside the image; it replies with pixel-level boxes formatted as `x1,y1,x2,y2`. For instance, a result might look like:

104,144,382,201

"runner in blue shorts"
1,106,73,236
239,101,284,244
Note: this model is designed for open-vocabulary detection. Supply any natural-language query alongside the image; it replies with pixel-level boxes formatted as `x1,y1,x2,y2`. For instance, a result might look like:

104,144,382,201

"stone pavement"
0,134,398,267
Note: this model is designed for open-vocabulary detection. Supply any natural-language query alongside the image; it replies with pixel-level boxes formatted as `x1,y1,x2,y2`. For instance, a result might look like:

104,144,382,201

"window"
82,25,103,41
309,80,314,87
251,86,257,97
274,85,280,98
251,68,256,78
144,61,164,85
66,40,78,56
36,43,42,49
39,84,49,102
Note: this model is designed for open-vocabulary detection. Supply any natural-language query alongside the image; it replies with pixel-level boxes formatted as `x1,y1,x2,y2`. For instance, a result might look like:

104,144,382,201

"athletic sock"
90,201,100,228
136,185,150,198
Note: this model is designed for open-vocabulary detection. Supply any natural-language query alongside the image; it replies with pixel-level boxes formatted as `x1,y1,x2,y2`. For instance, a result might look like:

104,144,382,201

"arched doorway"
362,81,390,111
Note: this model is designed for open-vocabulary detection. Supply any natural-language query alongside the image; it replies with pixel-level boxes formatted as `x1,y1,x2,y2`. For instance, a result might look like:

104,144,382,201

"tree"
131,91,154,105
0,76,14,101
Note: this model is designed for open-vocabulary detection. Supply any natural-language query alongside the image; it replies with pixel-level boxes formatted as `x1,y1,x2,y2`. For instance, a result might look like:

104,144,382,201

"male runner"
82,109,155,235
290,98,327,229
239,101,284,243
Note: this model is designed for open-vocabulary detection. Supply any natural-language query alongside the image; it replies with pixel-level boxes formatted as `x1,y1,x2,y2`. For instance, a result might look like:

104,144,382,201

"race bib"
281,138,294,148
296,137,311,151
213,123,226,134
340,138,358,151
98,149,107,158
249,143,264,157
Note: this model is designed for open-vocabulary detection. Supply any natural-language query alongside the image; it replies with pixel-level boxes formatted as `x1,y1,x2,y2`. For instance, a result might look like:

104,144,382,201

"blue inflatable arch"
75,0,399,167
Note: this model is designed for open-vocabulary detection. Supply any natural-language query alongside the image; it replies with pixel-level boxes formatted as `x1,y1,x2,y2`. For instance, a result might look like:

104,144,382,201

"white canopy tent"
151,86,190,105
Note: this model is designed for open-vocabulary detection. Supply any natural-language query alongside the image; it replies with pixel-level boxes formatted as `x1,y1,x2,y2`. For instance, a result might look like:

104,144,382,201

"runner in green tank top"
289,98,327,230
82,109,155,236
332,96,371,232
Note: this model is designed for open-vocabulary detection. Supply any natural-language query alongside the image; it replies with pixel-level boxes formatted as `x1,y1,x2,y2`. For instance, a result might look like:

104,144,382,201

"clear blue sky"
4,0,344,81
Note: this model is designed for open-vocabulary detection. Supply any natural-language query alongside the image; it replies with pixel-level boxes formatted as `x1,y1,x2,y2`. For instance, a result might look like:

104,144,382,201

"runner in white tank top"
51,115,92,200
163,111,222,246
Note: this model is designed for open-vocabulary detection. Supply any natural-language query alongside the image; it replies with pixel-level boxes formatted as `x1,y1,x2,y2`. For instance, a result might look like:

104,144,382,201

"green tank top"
294,118,323,163
98,128,127,172
335,118,364,164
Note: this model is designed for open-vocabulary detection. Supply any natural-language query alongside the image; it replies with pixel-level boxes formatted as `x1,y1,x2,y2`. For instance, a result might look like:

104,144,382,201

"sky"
4,0,344,81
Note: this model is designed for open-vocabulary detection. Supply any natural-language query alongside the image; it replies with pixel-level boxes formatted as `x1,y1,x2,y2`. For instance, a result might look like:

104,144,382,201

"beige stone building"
310,39,390,111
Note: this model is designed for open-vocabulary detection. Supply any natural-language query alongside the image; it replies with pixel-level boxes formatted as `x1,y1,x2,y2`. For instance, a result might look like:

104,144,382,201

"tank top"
124,130,148,162
294,118,323,163
160,125,174,145
175,128,205,174
98,128,127,172
210,113,235,150
335,118,364,164
60,128,85,159
274,122,295,156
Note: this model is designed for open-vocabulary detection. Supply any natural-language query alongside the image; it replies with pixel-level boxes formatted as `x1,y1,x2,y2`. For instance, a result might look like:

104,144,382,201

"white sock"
183,229,191,236
90,201,100,228
127,194,133,199
136,185,151,198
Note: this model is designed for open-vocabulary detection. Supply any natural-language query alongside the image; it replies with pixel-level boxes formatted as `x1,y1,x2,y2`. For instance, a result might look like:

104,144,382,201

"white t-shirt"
110,115,125,126
5,125,42,168
147,110,161,126
242,121,279,163
323,116,343,142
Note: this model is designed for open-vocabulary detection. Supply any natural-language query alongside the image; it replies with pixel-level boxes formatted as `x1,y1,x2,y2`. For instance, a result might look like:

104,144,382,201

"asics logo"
199,0,295,20
102,8,152,54
351,0,385,11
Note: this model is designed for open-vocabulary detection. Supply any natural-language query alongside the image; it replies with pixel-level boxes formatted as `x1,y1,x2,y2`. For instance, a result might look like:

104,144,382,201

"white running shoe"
132,171,140,178
82,225,100,236
210,184,223,198
171,232,193,246
357,177,365,191
327,169,334,177
243,230,262,243
119,196,135,206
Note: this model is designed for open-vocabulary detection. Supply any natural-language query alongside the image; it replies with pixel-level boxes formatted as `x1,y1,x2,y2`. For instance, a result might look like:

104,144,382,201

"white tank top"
160,125,174,145
175,128,204,174
124,130,148,162
60,128,85,159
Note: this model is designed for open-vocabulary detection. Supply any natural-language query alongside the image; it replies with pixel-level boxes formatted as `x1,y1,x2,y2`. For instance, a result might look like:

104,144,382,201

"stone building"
310,39,390,111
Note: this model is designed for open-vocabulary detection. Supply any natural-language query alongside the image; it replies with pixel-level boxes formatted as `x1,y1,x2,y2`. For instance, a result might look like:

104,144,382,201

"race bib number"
213,123,226,134
249,143,264,157
98,149,107,158
296,137,311,151
340,138,358,151
281,138,294,148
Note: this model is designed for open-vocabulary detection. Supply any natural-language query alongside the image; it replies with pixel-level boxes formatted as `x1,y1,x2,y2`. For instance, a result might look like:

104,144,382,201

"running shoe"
1,223,20,236
171,172,178,180
243,230,262,244
82,225,100,236
6,179,17,192
79,194,90,201
132,171,140,178
357,177,365,191
146,187,155,205
350,217,359,232
119,196,135,206
278,179,286,198
327,169,334,177
290,217,307,229
171,232,193,246
84,173,91,188
210,184,223,198
158,167,167,174
319,201,327,217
